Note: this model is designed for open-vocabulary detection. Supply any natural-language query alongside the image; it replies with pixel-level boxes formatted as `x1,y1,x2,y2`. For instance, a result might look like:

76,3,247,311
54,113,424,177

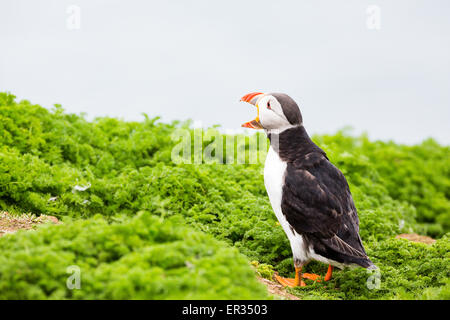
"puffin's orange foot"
302,273,322,281
274,274,306,287
294,265,334,283
324,265,333,281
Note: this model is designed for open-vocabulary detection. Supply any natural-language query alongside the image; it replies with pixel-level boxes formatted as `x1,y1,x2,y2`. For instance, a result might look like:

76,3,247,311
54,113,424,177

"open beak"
240,92,265,129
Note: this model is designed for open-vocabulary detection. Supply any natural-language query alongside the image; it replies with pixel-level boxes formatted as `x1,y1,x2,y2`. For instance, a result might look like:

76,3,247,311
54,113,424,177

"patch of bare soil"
396,233,436,245
0,211,59,237
257,276,300,300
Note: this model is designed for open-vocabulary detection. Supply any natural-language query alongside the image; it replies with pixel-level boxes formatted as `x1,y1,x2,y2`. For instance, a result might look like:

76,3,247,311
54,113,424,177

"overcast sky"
1,0,449,144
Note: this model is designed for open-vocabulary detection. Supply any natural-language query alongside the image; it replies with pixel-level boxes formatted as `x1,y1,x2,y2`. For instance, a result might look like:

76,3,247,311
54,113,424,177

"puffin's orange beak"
240,92,264,129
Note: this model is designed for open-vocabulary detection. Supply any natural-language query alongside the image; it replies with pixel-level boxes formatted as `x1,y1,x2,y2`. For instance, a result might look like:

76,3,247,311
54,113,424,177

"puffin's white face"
256,95,293,131
240,92,295,132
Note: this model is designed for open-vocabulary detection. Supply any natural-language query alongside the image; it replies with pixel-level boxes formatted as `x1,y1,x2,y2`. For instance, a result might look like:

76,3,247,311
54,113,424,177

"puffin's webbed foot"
275,265,334,287
274,275,306,287
302,273,321,281
302,264,333,282
303,265,334,282
274,267,306,287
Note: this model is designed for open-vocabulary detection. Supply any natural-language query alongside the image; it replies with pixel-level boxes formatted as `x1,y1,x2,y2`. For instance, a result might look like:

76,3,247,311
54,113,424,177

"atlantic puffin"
240,92,376,287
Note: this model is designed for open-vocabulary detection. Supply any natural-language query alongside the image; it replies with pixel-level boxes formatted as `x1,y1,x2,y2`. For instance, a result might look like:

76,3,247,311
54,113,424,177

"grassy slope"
0,92,449,299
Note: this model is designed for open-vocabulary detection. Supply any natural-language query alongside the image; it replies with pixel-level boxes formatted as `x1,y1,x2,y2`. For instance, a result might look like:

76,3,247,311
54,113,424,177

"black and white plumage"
241,92,375,283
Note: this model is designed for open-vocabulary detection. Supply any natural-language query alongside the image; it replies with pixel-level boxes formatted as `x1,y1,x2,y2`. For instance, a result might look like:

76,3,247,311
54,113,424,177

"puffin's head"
240,92,302,131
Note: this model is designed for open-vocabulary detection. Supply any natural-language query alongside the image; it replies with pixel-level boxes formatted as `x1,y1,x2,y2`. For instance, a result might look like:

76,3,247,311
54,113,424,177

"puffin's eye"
267,101,271,109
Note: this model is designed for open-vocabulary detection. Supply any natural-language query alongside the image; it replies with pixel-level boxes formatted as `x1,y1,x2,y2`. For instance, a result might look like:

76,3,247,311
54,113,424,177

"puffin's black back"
272,126,374,268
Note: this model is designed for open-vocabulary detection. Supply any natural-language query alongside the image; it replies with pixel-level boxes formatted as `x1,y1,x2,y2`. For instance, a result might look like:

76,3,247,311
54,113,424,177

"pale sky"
1,0,449,144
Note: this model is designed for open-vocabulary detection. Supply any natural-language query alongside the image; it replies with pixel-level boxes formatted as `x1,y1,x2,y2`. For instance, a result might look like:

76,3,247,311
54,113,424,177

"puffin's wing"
281,153,367,258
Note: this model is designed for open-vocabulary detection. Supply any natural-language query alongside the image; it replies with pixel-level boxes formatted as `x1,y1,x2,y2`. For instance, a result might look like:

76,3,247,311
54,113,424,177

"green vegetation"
0,212,267,299
0,92,449,299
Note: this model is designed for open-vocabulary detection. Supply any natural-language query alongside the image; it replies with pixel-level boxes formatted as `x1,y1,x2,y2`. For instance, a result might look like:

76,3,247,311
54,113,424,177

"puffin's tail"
353,256,377,270
367,264,378,270
366,261,378,270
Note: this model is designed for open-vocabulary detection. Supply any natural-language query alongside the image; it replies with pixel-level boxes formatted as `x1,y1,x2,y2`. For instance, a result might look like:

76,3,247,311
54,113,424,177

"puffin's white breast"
264,146,308,263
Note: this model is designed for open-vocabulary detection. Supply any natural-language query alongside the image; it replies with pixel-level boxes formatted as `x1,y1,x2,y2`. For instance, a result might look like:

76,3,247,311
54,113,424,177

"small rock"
46,216,59,224
396,233,436,245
